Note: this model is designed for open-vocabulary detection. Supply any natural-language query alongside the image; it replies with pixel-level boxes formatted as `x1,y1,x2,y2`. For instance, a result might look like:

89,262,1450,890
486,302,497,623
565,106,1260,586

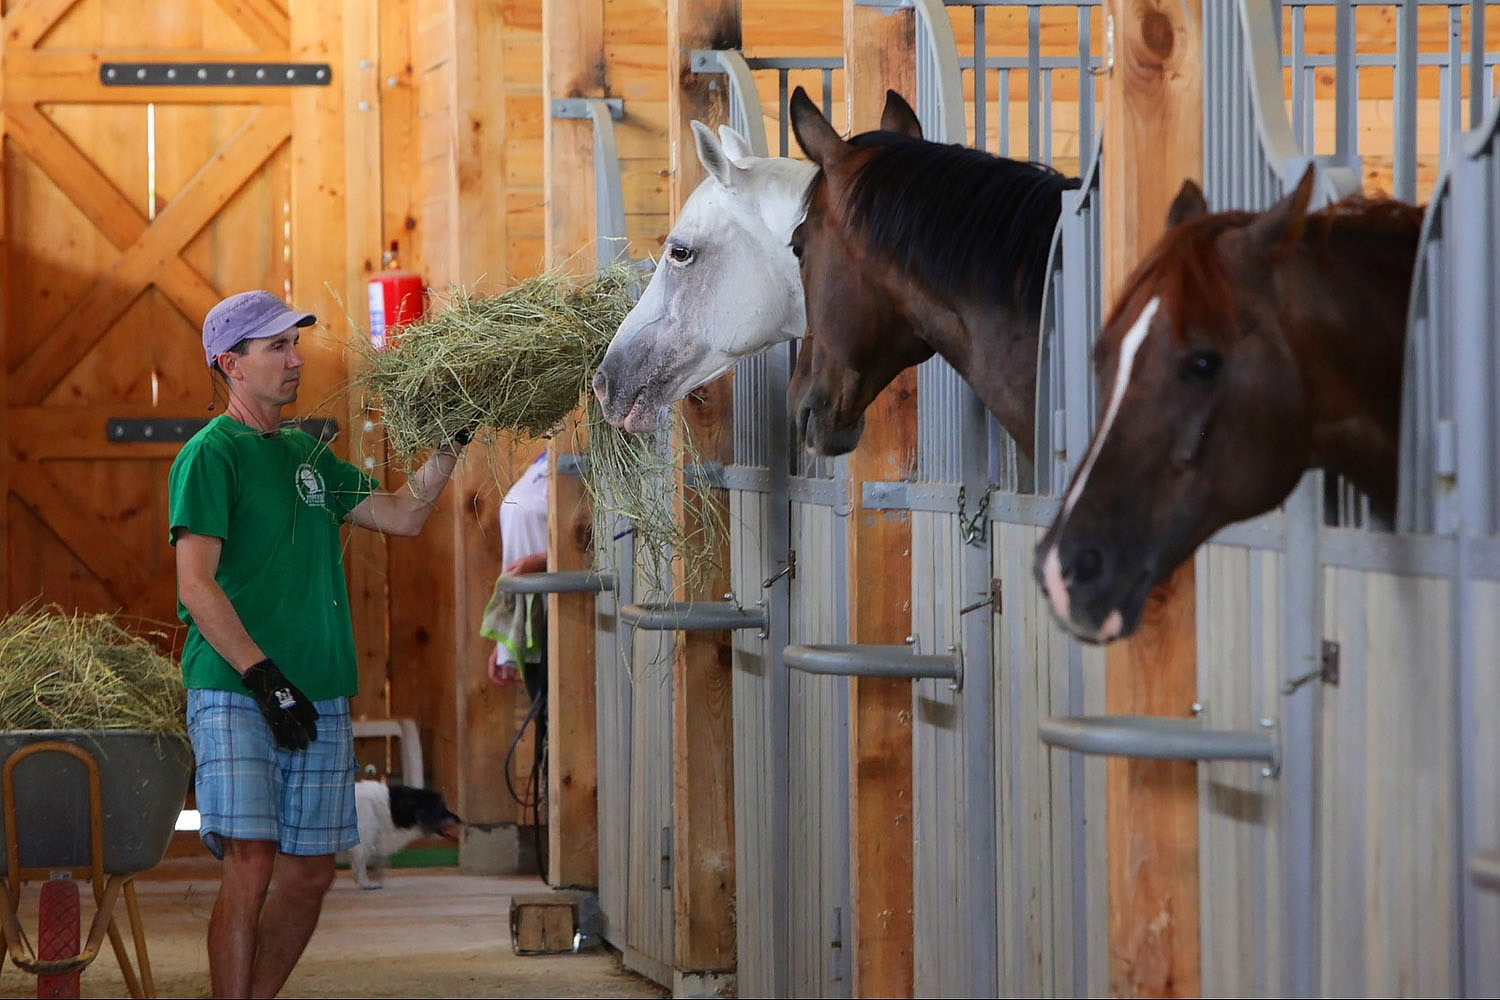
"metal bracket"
861,481,910,510
550,98,624,121
959,579,1001,617
1283,639,1341,694
683,461,727,490
761,550,796,589
107,417,338,444
101,63,331,87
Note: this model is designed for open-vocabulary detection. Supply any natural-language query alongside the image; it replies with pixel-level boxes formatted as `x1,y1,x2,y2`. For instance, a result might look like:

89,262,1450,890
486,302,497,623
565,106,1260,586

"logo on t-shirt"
294,463,326,508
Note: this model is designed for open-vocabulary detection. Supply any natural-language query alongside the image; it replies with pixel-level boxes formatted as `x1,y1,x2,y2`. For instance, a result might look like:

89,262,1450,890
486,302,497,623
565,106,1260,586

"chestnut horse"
1035,168,1423,644
785,86,1081,458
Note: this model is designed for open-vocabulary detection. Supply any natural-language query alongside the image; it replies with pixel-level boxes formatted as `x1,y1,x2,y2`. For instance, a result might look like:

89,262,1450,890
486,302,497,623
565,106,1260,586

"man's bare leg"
247,852,336,998
208,838,277,998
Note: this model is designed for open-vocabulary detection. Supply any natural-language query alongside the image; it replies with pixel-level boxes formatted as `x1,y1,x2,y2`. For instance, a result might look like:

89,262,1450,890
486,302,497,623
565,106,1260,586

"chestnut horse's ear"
1245,163,1316,254
790,86,847,168
1166,179,1208,228
880,90,924,139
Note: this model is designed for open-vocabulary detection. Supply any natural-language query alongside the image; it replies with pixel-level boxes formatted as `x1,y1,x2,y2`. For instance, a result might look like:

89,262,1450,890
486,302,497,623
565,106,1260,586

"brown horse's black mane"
1105,194,1425,351
815,132,1081,316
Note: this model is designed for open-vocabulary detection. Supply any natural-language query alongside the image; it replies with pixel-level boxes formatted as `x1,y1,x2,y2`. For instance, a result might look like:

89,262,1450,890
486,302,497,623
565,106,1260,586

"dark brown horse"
785,86,1081,458
1034,168,1423,643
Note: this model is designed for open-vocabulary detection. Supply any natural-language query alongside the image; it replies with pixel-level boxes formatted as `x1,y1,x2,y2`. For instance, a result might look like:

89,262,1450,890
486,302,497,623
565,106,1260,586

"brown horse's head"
1035,168,1418,643
786,87,933,455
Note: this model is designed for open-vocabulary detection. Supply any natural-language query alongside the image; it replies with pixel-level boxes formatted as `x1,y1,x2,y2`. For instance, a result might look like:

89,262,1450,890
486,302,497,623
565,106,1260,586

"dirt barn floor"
0,855,670,999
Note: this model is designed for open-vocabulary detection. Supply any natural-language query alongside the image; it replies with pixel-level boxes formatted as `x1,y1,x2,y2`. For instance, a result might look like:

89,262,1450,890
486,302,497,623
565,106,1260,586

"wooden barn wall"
0,0,370,752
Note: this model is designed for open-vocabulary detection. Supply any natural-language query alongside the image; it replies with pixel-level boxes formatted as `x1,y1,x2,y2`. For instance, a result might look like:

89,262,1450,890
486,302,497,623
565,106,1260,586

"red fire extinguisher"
367,240,426,349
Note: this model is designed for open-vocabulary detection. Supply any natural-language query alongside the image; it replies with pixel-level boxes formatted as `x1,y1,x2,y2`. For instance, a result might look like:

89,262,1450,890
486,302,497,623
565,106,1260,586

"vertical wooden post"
666,0,739,980
448,0,525,827
542,0,604,888
342,2,390,725
843,3,917,996
1101,2,1202,996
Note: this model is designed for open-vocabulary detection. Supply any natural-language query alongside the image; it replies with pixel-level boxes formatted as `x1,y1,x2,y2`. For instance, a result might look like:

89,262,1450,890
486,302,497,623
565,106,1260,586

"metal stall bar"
496,571,615,594
914,3,999,996
785,645,961,685
913,0,967,144
618,602,768,632
1038,716,1279,767
550,98,629,269
1449,94,1500,998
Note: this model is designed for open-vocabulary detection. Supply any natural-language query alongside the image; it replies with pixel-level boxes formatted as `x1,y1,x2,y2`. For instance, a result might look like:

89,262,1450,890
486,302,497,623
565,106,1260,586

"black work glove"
240,658,320,751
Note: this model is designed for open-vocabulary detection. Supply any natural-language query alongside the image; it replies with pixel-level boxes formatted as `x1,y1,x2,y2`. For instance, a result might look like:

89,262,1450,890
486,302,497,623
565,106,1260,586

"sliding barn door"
1,0,359,641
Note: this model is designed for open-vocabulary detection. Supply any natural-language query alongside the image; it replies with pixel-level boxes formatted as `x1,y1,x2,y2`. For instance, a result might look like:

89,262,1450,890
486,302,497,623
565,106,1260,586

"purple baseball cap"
203,290,316,367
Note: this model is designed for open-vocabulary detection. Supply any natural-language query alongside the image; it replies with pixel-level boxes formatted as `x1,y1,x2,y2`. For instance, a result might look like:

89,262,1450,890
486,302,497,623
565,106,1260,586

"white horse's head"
592,122,816,432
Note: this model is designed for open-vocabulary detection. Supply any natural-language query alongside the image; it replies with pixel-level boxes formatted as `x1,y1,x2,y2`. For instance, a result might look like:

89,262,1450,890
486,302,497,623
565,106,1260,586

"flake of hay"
0,604,185,737
348,264,639,459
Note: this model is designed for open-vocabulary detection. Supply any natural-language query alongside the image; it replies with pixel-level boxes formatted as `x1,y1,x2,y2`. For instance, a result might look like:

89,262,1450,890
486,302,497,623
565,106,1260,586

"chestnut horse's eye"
668,244,694,264
1179,349,1223,383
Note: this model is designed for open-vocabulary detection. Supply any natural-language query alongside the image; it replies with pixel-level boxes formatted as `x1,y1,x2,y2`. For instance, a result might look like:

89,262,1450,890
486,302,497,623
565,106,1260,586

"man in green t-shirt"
169,289,470,999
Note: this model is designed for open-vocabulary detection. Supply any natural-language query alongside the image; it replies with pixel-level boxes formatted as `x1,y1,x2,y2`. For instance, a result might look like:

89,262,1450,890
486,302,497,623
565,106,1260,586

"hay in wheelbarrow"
0,604,186,738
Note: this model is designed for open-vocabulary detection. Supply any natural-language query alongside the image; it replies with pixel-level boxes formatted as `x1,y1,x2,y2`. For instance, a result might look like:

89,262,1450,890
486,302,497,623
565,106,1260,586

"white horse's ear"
718,125,755,163
692,119,741,190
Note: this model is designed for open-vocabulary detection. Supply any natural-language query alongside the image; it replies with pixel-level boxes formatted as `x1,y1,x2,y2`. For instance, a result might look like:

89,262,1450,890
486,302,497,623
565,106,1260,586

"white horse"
591,122,816,432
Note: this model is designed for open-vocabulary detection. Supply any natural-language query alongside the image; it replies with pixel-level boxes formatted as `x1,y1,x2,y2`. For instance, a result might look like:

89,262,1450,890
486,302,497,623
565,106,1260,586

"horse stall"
557,1,1500,998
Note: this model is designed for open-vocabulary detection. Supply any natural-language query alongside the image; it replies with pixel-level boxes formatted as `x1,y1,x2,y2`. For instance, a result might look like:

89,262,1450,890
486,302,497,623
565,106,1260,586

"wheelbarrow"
0,731,193,999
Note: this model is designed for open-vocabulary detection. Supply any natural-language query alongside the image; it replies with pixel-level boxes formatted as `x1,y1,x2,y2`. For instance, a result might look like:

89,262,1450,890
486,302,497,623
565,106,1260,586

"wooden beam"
446,0,526,830
666,0,740,977
1101,2,1202,996
843,3,916,997
343,0,389,724
542,0,605,889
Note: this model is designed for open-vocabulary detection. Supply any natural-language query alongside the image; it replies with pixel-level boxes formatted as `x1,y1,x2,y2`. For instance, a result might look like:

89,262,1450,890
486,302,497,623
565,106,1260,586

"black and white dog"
350,781,463,889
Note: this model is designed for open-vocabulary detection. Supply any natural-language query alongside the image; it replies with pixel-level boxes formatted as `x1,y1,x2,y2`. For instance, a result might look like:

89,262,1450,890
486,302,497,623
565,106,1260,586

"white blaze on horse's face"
592,123,816,433
1040,295,1161,640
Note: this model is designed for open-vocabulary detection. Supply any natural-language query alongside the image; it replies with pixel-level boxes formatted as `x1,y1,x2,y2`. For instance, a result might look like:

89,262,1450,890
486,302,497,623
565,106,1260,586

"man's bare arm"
175,532,265,673
344,442,462,537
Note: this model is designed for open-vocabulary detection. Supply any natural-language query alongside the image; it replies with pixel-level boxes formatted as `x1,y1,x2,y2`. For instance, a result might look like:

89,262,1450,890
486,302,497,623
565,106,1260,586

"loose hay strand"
0,604,186,737
582,399,727,599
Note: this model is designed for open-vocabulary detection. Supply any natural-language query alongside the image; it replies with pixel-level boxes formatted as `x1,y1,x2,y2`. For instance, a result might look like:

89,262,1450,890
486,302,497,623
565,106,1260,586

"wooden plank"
450,0,524,828
342,0,389,725
2,103,222,341
666,0,739,975
12,105,292,404
3,0,85,50
1100,2,1202,997
209,0,290,49
542,0,604,890
843,4,916,997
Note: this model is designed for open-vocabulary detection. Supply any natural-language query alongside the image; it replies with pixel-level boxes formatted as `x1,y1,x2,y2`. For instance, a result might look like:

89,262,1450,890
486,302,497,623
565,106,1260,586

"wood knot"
1140,9,1175,59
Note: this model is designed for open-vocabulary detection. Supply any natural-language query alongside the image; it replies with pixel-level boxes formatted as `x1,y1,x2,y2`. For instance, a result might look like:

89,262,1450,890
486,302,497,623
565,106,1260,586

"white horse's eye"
668,244,694,264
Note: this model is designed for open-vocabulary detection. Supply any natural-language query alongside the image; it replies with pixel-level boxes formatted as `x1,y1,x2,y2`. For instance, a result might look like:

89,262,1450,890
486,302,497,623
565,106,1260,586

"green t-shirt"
168,416,377,701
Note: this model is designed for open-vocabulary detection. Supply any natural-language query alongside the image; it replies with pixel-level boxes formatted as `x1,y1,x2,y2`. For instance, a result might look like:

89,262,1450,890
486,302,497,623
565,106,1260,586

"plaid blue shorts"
186,688,359,859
